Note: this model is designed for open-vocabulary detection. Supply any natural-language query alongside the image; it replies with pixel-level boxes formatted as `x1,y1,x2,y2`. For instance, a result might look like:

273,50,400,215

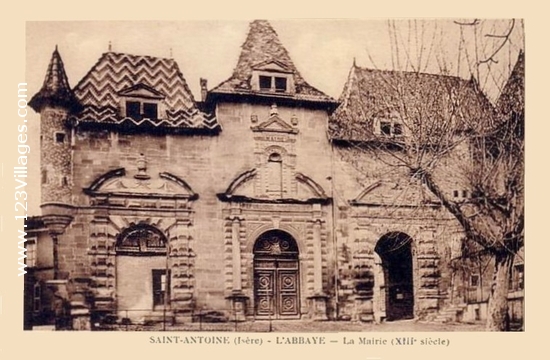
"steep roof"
209,20,338,107
329,64,496,142
491,50,524,142
496,50,524,118
29,47,80,113
72,52,219,132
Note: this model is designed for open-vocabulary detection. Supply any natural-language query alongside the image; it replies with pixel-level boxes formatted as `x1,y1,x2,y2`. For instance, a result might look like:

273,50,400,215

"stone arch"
246,223,305,255
115,223,168,254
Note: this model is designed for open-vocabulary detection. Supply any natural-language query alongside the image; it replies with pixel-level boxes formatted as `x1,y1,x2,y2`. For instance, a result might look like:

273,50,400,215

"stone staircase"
432,304,466,323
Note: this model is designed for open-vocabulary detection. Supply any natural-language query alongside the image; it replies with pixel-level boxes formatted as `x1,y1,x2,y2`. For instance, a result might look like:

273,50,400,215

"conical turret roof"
29,47,80,113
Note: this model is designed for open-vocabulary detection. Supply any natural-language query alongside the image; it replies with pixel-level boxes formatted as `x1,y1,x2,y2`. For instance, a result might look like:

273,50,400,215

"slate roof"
209,20,338,107
29,47,80,113
329,64,495,142
496,50,524,118
71,52,219,131
492,50,524,142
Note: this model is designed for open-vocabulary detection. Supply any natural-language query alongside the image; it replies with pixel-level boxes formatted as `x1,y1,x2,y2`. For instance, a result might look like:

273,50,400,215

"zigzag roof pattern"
210,20,338,106
72,52,219,131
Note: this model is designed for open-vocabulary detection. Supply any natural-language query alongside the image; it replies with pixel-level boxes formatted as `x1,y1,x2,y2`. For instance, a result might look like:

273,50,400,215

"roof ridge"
354,65,471,82
105,51,177,62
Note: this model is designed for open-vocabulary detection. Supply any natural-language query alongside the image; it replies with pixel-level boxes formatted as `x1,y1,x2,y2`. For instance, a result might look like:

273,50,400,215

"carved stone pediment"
349,180,439,207
251,115,298,134
84,168,198,209
251,104,298,134
217,168,330,205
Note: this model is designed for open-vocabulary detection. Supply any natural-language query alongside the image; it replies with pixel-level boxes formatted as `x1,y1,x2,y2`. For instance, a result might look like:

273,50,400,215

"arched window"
267,153,283,197
116,225,167,254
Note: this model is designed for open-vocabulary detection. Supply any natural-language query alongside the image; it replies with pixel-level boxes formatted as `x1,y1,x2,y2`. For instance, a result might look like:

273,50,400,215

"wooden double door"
253,230,301,319
254,258,300,319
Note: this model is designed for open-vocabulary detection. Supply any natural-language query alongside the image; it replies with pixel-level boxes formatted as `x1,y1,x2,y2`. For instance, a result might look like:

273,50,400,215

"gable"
252,114,297,134
118,84,166,100
252,60,293,73
350,180,439,207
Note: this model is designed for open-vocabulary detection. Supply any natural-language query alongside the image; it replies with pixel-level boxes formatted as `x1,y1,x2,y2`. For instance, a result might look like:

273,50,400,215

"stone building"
24,20,517,330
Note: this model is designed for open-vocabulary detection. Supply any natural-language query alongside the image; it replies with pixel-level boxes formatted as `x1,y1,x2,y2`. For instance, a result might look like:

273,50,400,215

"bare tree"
330,19,524,331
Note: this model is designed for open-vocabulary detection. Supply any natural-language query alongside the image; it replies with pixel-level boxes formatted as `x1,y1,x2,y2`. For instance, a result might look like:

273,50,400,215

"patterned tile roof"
72,52,219,131
329,64,496,142
29,47,80,113
209,20,338,107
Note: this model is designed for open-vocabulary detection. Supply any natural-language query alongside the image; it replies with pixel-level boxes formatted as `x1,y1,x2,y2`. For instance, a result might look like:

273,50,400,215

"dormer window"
118,84,165,121
125,100,158,120
251,60,294,94
377,112,404,137
259,75,288,93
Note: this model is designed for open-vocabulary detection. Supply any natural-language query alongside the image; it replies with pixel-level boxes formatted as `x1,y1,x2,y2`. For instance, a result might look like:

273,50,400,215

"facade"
24,20,521,330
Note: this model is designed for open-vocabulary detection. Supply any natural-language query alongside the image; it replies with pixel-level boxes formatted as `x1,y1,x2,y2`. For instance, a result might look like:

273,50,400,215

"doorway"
253,230,300,319
375,232,414,321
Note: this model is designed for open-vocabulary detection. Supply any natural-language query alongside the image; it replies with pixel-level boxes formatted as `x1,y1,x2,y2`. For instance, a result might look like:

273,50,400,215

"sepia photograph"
22,18,524,333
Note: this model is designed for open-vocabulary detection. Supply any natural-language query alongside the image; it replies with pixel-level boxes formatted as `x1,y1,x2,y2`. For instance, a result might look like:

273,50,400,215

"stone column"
231,217,243,292
169,219,195,324
307,218,328,320
373,253,385,323
313,219,323,294
226,216,247,321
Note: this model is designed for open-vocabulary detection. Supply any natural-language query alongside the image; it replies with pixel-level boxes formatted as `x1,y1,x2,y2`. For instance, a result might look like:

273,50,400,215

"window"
33,283,41,313
116,225,167,254
453,189,470,200
470,274,479,287
55,132,66,143
152,269,170,307
510,264,524,291
143,103,158,120
274,77,287,92
126,101,141,119
378,119,403,137
257,75,289,93
41,170,48,185
393,123,403,135
380,121,392,136
267,153,283,197
125,101,158,120
26,238,37,267
259,76,272,90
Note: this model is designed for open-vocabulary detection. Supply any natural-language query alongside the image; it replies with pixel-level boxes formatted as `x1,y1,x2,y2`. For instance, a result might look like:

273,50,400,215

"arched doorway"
115,224,169,318
375,232,414,321
253,230,300,319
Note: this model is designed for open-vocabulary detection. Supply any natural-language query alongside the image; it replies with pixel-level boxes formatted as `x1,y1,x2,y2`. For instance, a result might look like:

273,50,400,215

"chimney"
200,78,208,102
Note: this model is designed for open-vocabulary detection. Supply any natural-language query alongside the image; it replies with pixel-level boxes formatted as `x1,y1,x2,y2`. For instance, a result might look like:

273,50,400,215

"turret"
29,46,80,205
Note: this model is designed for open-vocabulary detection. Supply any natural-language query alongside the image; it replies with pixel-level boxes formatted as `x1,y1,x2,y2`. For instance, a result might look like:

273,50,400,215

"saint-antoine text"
16,82,30,276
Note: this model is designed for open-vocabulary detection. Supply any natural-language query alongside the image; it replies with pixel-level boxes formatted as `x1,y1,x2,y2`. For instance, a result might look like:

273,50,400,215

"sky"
26,19,524,103
23,19,524,214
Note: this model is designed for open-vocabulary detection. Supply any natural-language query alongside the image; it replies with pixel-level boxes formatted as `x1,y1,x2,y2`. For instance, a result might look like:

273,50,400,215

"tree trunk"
485,251,514,331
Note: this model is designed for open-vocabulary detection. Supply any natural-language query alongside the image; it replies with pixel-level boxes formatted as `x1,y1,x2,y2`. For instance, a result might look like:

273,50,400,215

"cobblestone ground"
113,320,487,332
